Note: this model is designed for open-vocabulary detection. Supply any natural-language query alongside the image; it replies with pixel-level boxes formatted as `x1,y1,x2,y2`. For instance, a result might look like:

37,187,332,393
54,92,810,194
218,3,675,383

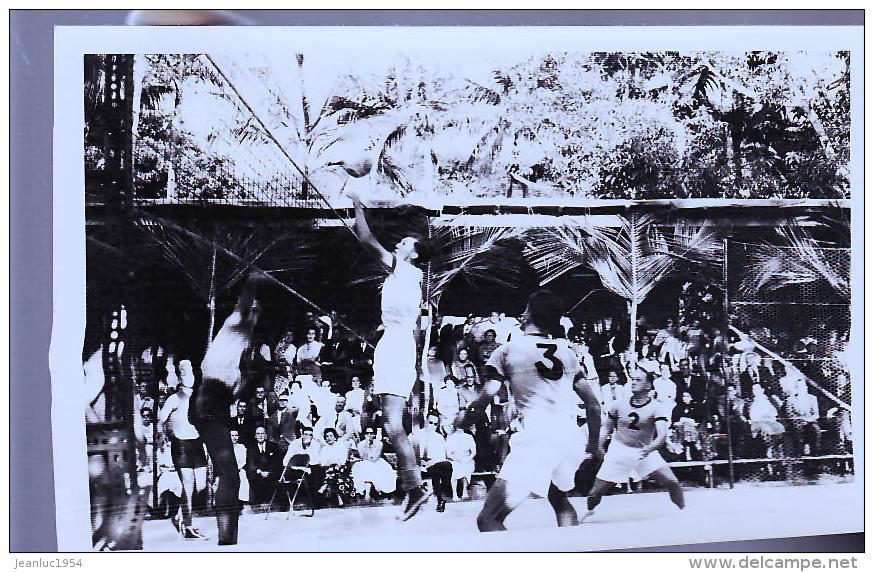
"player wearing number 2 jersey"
583,367,685,521
457,290,602,532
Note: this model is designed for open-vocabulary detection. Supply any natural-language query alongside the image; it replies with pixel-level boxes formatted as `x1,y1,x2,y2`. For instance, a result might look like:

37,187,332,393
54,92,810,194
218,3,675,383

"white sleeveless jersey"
381,257,422,329
486,333,582,419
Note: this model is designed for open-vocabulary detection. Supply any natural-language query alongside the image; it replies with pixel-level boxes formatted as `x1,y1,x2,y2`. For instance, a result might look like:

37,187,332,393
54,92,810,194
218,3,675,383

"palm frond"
428,223,525,306
741,223,849,300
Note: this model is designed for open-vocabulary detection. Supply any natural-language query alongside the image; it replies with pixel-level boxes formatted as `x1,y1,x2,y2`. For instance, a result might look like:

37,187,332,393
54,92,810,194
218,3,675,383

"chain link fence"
715,240,853,486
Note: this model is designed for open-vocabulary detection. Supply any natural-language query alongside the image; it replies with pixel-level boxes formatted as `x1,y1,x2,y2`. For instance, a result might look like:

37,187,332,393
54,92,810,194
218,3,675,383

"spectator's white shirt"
653,376,677,404
445,431,476,463
320,439,352,466
344,388,366,415
413,429,447,467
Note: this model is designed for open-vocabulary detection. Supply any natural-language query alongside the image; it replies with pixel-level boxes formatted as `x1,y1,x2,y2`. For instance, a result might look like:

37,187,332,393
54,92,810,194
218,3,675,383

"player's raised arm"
574,373,602,459
348,191,393,269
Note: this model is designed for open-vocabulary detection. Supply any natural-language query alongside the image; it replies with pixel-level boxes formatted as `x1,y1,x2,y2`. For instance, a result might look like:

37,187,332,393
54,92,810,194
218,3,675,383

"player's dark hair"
413,237,438,265
526,289,564,334
323,427,339,439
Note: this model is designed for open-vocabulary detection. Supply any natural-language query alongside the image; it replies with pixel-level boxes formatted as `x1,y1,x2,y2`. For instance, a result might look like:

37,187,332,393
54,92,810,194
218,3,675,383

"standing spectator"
230,429,249,506
785,386,822,457
653,364,677,405
351,426,397,501
600,368,629,415
412,412,453,513
248,384,278,424
659,326,685,373
229,399,258,448
296,327,324,383
344,375,366,416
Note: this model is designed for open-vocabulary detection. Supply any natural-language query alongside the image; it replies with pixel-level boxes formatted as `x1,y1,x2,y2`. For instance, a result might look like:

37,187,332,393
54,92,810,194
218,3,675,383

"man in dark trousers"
245,426,282,509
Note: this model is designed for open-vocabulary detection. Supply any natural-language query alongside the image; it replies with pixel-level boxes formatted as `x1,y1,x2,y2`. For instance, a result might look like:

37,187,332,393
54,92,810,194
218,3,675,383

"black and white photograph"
50,21,863,552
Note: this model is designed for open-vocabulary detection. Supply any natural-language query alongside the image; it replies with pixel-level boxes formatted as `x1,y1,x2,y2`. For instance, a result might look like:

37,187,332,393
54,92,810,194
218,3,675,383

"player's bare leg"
547,482,578,527
581,477,615,521
380,393,430,520
476,478,514,532
648,467,686,509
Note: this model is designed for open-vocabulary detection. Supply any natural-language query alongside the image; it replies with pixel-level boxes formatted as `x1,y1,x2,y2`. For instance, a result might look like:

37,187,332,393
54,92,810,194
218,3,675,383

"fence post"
723,237,735,488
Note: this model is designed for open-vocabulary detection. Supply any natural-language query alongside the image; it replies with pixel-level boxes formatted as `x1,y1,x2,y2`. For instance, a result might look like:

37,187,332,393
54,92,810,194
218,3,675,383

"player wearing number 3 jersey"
583,367,685,521
456,290,602,532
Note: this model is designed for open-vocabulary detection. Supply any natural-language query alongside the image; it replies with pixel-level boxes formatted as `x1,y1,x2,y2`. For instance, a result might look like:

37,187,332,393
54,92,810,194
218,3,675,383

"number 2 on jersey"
535,343,564,381
627,411,641,430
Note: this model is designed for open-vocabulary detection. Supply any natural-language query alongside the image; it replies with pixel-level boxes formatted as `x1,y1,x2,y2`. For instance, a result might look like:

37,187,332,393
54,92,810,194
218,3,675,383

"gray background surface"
10,9,863,553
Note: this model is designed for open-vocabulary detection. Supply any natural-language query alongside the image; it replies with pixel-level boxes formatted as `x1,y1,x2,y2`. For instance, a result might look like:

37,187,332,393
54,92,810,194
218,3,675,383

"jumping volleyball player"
345,182,436,521
583,367,685,521
189,275,263,545
457,290,603,531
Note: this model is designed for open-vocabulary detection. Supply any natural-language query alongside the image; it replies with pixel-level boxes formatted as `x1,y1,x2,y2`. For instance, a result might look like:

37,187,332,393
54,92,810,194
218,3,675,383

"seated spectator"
433,375,460,435
315,395,361,444
652,317,677,350
456,370,479,411
672,391,704,461
230,429,249,506
654,364,677,405
245,426,282,510
318,428,356,506
476,329,500,368
445,425,476,500
672,358,706,405
282,426,325,503
266,391,298,455
249,384,278,424
450,348,479,386
412,412,453,513
351,426,397,500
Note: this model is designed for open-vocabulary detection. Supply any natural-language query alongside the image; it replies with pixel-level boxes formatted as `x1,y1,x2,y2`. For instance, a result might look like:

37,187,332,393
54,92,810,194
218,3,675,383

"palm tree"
526,212,722,356
740,220,850,302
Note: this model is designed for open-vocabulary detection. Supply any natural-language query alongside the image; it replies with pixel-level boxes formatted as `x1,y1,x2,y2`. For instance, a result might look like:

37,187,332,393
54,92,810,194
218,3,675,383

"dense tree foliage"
85,50,851,203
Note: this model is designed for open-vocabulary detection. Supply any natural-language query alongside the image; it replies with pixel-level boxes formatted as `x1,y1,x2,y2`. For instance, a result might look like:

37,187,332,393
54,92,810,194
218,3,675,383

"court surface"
142,479,861,552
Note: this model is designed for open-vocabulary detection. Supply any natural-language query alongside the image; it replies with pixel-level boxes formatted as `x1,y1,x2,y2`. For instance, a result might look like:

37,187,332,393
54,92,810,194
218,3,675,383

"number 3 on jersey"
535,343,564,381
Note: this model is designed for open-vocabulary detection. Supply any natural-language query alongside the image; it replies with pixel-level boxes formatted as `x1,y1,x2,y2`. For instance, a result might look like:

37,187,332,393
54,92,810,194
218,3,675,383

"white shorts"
597,440,669,484
372,326,417,398
499,413,587,507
